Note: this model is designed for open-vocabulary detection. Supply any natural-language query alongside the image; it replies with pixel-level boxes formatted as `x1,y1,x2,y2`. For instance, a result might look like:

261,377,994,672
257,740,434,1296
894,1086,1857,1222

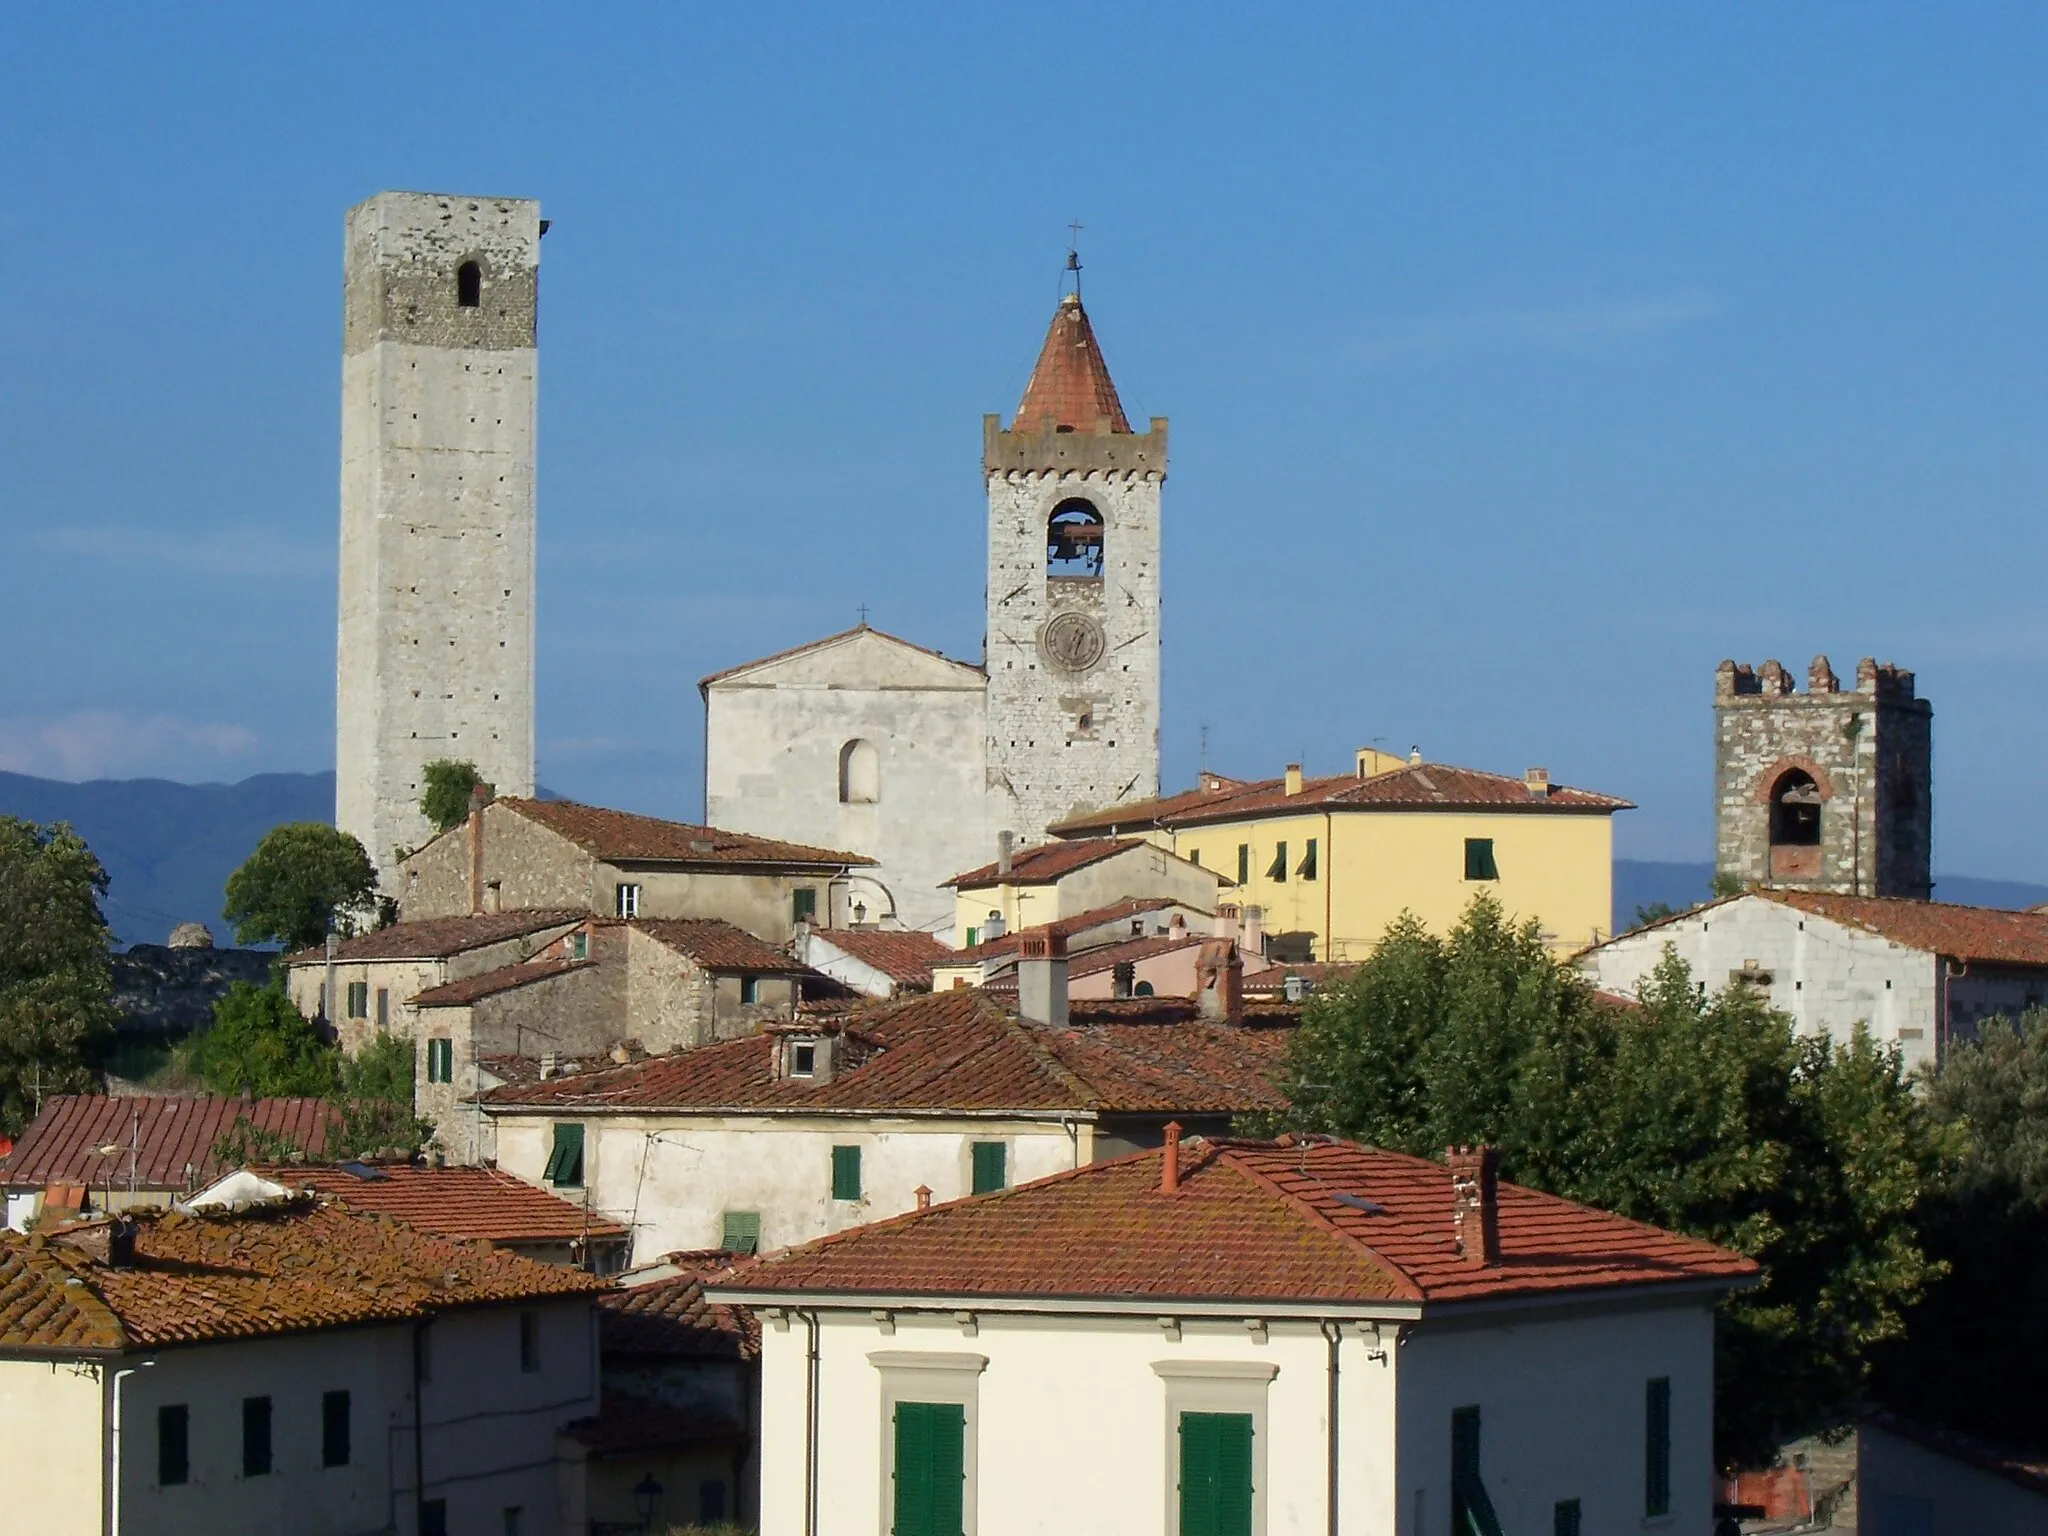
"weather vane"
1064,219,1083,299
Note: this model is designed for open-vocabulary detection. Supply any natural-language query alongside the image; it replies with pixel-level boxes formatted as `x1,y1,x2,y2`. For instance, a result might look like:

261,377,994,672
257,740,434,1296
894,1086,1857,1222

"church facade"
702,291,1165,935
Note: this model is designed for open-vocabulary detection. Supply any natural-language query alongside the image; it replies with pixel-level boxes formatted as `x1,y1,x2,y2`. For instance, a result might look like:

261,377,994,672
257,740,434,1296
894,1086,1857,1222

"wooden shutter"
893,1401,965,1536
1464,839,1498,881
971,1141,1006,1194
832,1145,862,1201
1236,845,1249,885
544,1122,584,1186
323,1389,351,1468
1179,1411,1252,1536
1298,839,1317,880
1267,843,1287,882
1645,1377,1671,1516
721,1210,761,1253
1552,1499,1581,1536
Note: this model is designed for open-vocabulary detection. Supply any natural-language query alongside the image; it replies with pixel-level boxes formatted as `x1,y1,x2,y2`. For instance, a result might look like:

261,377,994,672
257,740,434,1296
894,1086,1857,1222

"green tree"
420,760,490,836
335,1030,430,1157
1271,898,1942,1466
185,981,340,1098
1873,1013,2048,1444
0,818,117,1133
1630,900,1679,930
223,823,377,951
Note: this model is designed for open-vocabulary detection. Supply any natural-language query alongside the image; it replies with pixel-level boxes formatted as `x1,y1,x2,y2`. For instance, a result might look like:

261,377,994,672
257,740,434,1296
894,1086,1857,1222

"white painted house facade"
711,1136,1754,1536
1579,890,2048,1074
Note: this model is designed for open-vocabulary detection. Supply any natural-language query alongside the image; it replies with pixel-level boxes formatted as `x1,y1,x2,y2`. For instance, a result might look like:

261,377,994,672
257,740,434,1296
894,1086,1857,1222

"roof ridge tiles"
1210,1140,1426,1301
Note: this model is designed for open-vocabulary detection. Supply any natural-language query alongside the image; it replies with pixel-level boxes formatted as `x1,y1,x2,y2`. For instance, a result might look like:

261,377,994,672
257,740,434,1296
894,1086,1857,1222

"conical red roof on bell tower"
1011,292,1132,435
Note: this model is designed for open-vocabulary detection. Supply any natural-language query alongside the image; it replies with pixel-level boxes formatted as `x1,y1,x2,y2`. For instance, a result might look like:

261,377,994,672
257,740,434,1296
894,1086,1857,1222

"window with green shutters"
970,1141,1006,1194
542,1122,584,1188
892,1400,965,1536
793,886,818,924
1297,839,1318,881
427,1038,453,1084
1178,1411,1253,1536
1645,1377,1672,1517
323,1389,351,1468
721,1210,761,1254
1451,1406,1505,1536
1236,844,1250,886
832,1145,862,1201
1266,843,1287,882
346,981,368,1019
1464,838,1499,881
1552,1499,1581,1536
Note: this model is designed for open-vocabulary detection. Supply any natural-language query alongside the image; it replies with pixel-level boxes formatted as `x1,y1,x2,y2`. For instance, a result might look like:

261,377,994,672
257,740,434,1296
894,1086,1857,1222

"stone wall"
1713,655,1932,898
111,945,273,1034
337,191,540,890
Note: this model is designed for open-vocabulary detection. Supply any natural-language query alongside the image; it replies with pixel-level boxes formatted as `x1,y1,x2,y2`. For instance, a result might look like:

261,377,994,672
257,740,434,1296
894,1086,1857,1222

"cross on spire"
857,603,869,627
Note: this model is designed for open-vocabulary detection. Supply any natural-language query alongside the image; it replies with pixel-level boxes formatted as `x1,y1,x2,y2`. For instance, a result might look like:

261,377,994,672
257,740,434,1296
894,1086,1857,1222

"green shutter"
1451,1406,1506,1536
893,1401,965,1536
1464,838,1499,881
793,887,818,923
721,1210,761,1253
1552,1499,1581,1536
971,1141,1006,1194
832,1144,862,1201
1236,844,1249,885
1645,1377,1671,1517
1179,1412,1252,1536
543,1122,584,1187
1298,838,1318,880
1267,843,1287,882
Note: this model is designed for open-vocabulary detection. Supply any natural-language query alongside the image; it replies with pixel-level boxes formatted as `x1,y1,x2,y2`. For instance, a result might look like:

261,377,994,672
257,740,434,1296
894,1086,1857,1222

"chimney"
996,830,1014,878
1168,912,1187,939
107,1216,138,1269
1408,746,1423,765
1284,763,1303,796
467,785,491,916
1447,1146,1501,1267
1112,960,1135,999
1161,1121,1182,1194
1196,939,1244,1025
916,1184,932,1212
1241,905,1266,960
1524,767,1550,800
1016,930,1069,1028
1212,903,1240,941
539,1050,560,1080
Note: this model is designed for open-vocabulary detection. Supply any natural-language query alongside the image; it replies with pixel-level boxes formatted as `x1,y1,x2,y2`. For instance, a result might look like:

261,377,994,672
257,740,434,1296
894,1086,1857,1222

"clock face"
1039,612,1106,674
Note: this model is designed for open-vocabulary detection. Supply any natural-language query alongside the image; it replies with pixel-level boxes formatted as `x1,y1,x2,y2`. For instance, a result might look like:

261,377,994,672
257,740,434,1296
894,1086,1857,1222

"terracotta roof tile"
1064,933,1206,980
285,908,583,965
1012,293,1132,434
599,1266,759,1360
2,1096,337,1193
814,928,950,987
0,1200,606,1354
501,799,873,868
698,623,983,692
263,1164,626,1245
1047,781,1264,838
945,837,1144,890
944,898,1183,965
484,990,1287,1118
412,958,594,1007
630,919,805,972
1759,890,2048,967
716,1137,1756,1308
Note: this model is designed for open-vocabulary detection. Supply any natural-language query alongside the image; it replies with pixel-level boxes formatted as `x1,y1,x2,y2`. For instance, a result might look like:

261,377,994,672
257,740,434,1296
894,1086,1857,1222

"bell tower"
983,290,1164,842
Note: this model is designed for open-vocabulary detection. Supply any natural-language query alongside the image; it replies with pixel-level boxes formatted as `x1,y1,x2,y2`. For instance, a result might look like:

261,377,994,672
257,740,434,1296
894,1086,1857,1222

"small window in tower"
1770,769,1823,847
457,260,482,308
838,739,880,804
1046,499,1104,579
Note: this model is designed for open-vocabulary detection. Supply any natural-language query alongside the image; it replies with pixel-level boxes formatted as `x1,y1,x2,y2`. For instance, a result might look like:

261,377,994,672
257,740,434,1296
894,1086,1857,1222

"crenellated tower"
983,292,1164,843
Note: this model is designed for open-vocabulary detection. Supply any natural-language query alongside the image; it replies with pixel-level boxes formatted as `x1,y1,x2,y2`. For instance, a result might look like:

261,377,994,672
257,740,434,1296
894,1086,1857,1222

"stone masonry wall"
338,192,540,890
1713,655,1932,898
983,416,1165,845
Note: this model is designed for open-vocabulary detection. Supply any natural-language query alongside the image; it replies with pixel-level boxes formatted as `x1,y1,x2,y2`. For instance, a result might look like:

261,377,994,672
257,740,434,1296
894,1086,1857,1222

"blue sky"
5,6,2046,876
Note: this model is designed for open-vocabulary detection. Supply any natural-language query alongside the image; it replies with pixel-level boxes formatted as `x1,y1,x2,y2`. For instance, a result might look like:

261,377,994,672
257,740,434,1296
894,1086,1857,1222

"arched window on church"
839,739,879,804
1768,768,1823,880
457,260,482,308
1046,499,1104,579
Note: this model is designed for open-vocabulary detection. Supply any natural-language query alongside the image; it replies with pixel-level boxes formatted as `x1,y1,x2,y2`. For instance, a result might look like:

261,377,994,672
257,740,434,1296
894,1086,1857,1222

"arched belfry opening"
1046,499,1104,579
1770,768,1823,847
838,739,879,804
457,260,482,308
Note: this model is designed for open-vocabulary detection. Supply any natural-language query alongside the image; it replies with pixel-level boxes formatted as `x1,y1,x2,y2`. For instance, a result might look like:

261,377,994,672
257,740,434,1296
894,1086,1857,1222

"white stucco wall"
742,1295,1713,1536
1859,1420,2048,1536
705,629,990,936
0,1356,105,1536
1580,896,1943,1073
492,1111,1088,1260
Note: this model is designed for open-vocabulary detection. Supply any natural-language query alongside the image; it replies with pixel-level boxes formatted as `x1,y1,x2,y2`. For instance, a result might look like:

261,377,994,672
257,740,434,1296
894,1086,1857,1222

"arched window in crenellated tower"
1046,499,1104,579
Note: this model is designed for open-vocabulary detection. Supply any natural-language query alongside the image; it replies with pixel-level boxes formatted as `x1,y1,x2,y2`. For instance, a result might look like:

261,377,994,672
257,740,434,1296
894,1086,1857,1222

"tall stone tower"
983,292,1164,843
337,192,540,890
1713,655,1932,899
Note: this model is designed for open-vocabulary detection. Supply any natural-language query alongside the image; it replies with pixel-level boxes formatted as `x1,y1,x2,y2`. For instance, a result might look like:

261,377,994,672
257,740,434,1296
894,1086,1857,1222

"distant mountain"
1613,859,2048,935
0,770,334,947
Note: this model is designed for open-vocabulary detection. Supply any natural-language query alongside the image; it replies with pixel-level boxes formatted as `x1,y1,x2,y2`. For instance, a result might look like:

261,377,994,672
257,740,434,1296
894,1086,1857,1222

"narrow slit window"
243,1395,273,1477
1236,845,1250,887
457,260,482,308
323,1390,352,1468
1645,1377,1672,1518
159,1404,190,1487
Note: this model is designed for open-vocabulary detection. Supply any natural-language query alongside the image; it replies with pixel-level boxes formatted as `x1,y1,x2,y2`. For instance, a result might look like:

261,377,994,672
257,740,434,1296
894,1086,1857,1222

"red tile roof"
698,622,982,692
2,1095,337,1193
599,1266,759,1361
565,1388,746,1456
1012,293,1132,434
815,928,950,987
262,1164,627,1245
631,918,804,972
1048,781,1271,838
1053,763,1631,836
484,990,1288,1118
1064,933,1206,981
944,897,1184,965
285,908,583,965
0,1199,606,1354
500,798,873,868
716,1137,1756,1308
1242,961,1358,994
945,837,1146,890
1760,890,2048,967
411,958,594,1007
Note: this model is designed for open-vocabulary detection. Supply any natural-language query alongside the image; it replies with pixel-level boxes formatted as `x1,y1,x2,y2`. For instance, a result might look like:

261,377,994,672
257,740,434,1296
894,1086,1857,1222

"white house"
482,986,1290,1262
1579,890,2048,1073
1859,1413,2048,1535
709,1134,1755,1536
0,1193,605,1536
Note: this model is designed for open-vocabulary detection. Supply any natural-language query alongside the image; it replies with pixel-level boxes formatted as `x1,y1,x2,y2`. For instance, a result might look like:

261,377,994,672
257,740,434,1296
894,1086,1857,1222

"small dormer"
771,1022,845,1084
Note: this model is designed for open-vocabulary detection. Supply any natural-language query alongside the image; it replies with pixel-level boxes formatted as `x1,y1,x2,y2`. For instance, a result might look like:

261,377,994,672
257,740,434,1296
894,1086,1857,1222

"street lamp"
632,1472,664,1531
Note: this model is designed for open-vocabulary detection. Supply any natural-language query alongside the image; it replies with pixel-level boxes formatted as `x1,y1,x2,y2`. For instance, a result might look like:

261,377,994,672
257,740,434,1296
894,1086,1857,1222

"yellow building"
1048,749,1631,960
943,837,1224,949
